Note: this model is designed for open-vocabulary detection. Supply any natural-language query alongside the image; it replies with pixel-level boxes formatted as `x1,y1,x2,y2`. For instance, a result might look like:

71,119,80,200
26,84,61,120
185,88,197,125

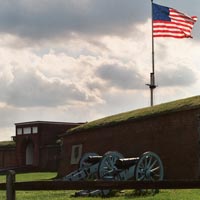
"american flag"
153,3,197,38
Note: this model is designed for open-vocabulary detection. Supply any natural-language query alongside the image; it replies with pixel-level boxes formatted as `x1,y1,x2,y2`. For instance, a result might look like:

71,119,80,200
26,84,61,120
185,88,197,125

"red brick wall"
39,124,79,146
40,145,60,171
0,122,82,171
0,148,16,168
59,108,200,180
15,122,82,171
16,134,39,167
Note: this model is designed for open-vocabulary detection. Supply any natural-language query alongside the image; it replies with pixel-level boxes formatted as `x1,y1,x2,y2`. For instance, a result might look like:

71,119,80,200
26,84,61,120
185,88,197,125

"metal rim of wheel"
98,151,124,196
135,151,164,181
98,151,124,179
79,152,99,169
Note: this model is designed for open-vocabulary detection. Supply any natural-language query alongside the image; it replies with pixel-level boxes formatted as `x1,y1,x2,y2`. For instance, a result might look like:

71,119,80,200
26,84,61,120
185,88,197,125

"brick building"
0,121,82,171
0,141,16,169
58,96,200,180
1,96,200,179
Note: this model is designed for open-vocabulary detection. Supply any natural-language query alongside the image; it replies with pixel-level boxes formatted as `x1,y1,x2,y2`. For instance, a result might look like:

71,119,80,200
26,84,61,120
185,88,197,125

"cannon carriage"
99,151,164,181
62,151,123,181
62,151,164,196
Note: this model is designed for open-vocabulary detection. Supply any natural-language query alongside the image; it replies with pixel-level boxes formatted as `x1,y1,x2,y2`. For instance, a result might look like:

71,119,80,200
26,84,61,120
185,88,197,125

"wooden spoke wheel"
79,152,100,180
79,152,99,169
135,151,164,181
135,151,164,195
98,151,124,196
98,151,124,179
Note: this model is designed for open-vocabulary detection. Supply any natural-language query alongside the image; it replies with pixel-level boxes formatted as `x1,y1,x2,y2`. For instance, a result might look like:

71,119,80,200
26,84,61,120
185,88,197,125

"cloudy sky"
0,0,200,141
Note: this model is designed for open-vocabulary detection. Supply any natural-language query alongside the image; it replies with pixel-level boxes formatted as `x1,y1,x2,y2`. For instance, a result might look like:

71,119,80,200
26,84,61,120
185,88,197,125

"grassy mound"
0,141,16,148
67,96,200,134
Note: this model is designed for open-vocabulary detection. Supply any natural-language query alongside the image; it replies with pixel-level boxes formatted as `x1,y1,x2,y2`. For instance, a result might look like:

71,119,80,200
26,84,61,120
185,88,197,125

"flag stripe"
154,24,195,36
154,21,193,30
171,20,194,28
170,9,197,21
153,3,197,38
154,32,191,38
154,28,192,36
154,25,192,34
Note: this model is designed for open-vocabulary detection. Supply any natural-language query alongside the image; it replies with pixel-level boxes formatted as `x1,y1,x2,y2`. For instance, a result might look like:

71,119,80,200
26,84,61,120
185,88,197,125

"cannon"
62,151,123,181
99,151,164,181
98,151,164,196
62,152,100,181
63,151,164,196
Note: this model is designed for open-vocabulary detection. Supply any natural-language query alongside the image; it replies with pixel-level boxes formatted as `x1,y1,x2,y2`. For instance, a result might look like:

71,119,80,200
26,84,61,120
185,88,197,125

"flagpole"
147,0,156,106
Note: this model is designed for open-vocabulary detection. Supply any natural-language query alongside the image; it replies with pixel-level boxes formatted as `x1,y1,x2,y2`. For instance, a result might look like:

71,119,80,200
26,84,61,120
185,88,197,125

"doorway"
26,142,34,165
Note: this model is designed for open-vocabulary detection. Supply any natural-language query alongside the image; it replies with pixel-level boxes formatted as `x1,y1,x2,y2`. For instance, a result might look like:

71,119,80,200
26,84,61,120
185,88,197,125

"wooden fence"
2,171,200,200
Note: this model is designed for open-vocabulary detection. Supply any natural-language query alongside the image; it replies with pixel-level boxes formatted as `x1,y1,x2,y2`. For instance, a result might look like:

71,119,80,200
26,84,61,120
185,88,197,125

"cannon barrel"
115,157,140,169
86,156,103,164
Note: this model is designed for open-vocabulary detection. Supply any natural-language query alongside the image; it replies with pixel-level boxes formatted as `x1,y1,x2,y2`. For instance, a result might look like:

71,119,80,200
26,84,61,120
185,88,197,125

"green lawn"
1,189,200,200
1,172,200,199
0,172,57,183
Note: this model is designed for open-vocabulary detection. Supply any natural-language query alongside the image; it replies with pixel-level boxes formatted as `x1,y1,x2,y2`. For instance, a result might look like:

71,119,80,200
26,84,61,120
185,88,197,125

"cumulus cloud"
157,66,197,87
0,0,199,44
0,0,200,141
96,64,145,90
0,0,150,41
0,66,98,107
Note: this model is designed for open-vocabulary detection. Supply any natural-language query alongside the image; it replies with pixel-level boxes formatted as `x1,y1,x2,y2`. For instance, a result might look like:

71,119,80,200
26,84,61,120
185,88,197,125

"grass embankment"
67,95,200,134
0,141,16,148
1,172,200,199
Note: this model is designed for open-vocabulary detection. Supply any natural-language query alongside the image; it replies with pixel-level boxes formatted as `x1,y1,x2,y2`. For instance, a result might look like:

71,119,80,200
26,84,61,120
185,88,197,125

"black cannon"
63,151,164,196
98,151,164,196
62,151,122,181
99,151,164,181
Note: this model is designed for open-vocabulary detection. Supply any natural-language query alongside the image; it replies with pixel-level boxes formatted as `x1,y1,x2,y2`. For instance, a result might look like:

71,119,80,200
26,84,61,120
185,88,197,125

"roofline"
63,95,200,136
15,121,85,126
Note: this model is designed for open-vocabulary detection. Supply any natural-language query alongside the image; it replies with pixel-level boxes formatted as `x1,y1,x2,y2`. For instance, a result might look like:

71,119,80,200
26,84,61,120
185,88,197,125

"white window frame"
17,128,22,135
70,144,83,164
23,127,31,134
32,126,38,134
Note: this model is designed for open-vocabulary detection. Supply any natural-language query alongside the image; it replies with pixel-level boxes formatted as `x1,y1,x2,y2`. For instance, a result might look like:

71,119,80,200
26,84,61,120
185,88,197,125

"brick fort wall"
58,108,200,180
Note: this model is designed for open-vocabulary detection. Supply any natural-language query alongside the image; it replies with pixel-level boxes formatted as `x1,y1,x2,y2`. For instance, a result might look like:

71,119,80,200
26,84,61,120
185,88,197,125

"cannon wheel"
98,151,124,196
79,152,100,180
79,152,99,169
135,151,164,181
98,151,124,179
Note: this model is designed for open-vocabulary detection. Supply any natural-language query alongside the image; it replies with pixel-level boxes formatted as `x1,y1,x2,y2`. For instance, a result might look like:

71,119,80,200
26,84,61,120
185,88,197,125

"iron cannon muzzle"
86,156,103,164
115,157,140,169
